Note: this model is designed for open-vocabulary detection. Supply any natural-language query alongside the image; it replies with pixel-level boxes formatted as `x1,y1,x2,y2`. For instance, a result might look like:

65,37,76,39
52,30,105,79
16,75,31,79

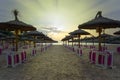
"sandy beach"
1,0,120,80
0,45,119,80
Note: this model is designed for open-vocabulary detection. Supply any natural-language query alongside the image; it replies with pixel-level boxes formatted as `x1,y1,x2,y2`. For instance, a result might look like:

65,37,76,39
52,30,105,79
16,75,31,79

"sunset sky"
0,0,120,41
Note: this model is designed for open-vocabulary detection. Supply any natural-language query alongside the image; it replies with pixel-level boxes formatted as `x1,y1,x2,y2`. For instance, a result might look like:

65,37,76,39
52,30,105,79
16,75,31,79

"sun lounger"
117,47,120,54
32,48,37,56
89,50,113,68
5,50,21,67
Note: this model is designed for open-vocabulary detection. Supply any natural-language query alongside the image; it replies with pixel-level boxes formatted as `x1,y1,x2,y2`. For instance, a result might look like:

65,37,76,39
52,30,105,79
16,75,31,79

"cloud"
41,26,66,34
37,25,68,41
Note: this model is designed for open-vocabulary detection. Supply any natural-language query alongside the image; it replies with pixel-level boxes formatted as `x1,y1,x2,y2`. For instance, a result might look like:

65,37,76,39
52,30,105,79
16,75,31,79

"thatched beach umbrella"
0,30,13,44
97,33,114,46
43,36,57,43
114,30,120,35
105,36,120,44
25,31,45,48
42,35,50,46
79,11,120,50
0,33,6,37
66,35,73,46
0,30,14,36
68,35,78,47
69,29,90,48
18,34,30,46
38,35,56,47
61,37,66,45
0,10,36,51
0,33,7,46
62,35,72,46
82,37,89,46
70,35,75,47
61,36,71,46
6,35,16,48
99,33,113,38
81,36,97,46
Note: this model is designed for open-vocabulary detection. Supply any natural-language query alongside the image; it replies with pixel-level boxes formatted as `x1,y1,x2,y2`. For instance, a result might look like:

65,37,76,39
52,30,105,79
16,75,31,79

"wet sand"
0,45,120,80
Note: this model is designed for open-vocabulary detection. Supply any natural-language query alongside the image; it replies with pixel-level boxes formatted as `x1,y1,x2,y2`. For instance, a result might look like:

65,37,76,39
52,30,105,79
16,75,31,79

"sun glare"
47,13,66,32
55,25,64,30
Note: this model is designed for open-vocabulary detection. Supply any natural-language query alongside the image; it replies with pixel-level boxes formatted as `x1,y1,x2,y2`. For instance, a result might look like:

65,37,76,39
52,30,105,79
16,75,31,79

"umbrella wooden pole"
86,41,87,46
65,41,66,45
67,40,68,46
68,40,69,46
92,38,94,46
78,34,80,48
44,38,46,47
97,28,102,51
12,40,14,48
2,40,3,46
72,37,73,47
33,36,36,48
24,41,25,46
103,29,105,47
15,30,19,51
41,43,43,49
103,37,105,47
29,41,31,47
45,41,46,47
66,40,67,46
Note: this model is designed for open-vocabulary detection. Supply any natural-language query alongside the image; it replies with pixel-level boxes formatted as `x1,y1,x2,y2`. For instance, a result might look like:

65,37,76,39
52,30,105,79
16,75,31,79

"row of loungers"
63,44,120,69
0,43,52,67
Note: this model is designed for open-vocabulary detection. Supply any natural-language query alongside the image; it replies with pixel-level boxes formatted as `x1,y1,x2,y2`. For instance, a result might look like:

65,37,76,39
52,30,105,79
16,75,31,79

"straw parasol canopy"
19,35,29,41
97,33,114,46
24,31,45,48
79,11,120,50
0,30,15,45
99,33,114,38
62,36,72,41
65,35,73,46
0,33,6,37
0,9,36,51
0,30,14,36
61,37,66,45
69,29,90,47
25,31,45,36
61,35,72,46
0,10,36,31
81,37,89,46
69,29,90,35
106,36,120,44
68,35,76,47
82,36,96,46
37,35,56,46
43,36,57,43
114,30,120,35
